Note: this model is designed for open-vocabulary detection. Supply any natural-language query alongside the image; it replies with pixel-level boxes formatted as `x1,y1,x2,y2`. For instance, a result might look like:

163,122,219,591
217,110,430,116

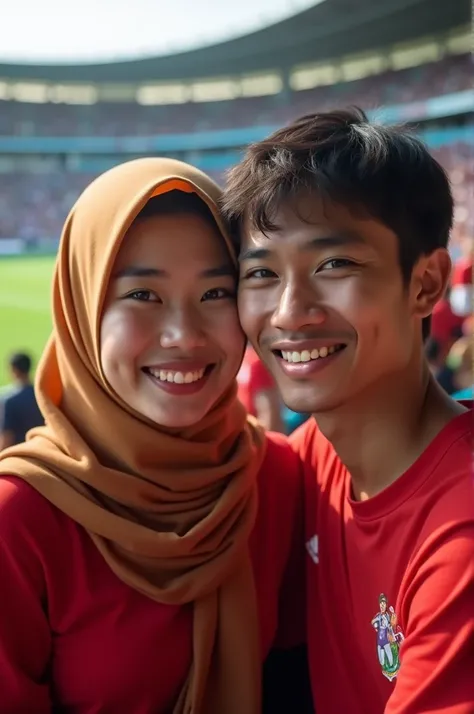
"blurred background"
0,0,472,438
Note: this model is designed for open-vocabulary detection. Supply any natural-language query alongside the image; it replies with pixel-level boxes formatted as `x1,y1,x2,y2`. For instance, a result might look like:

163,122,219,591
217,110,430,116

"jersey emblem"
371,593,405,681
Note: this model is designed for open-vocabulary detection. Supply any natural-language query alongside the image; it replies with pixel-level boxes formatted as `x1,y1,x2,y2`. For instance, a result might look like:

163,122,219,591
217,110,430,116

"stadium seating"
0,54,470,138
0,144,471,258
0,53,471,252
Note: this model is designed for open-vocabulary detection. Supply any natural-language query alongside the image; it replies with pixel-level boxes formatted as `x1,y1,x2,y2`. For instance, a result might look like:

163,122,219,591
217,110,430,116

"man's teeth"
281,346,338,363
148,368,206,384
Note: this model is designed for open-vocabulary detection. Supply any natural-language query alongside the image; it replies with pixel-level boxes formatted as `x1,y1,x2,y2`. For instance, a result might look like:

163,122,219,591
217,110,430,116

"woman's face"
100,208,245,428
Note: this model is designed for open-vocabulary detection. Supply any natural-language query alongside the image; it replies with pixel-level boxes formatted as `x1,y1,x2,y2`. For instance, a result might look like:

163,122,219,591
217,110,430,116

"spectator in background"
430,285,464,361
450,235,472,318
446,326,473,401
237,344,284,432
0,352,43,450
425,337,456,394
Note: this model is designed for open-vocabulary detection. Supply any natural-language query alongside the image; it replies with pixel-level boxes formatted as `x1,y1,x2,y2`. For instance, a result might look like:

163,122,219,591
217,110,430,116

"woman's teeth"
281,346,341,363
148,368,206,384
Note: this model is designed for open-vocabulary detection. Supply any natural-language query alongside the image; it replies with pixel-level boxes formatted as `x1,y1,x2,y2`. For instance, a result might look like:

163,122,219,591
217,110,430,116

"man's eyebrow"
239,233,365,262
238,247,272,262
301,233,365,251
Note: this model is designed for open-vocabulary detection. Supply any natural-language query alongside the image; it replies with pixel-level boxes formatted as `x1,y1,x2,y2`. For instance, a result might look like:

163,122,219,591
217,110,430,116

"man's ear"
410,248,451,319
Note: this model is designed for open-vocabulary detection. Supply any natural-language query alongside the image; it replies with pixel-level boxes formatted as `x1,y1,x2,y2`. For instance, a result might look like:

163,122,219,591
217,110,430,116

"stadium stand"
0,53,471,137
0,0,471,254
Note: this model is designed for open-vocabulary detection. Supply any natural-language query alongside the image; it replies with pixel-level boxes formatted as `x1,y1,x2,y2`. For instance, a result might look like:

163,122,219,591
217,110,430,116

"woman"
0,159,303,714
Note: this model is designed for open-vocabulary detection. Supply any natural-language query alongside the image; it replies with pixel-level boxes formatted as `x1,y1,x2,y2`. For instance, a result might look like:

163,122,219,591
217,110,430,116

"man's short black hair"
221,107,454,340
9,352,32,375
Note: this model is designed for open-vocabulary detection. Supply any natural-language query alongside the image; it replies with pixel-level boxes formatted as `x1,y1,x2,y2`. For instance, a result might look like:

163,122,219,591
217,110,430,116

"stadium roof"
0,0,469,82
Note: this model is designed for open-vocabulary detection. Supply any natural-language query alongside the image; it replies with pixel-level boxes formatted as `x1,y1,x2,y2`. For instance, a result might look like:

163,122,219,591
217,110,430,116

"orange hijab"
0,158,266,714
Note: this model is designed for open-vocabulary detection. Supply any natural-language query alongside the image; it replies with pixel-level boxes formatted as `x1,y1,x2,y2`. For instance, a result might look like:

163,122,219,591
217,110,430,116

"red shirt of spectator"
450,256,472,318
452,256,473,286
237,346,275,417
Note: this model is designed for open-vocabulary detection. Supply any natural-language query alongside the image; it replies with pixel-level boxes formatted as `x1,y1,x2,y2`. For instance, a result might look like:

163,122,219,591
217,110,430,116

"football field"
0,256,55,387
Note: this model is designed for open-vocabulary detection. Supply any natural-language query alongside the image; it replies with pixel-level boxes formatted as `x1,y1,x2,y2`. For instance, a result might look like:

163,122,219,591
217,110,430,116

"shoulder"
289,417,334,466
1,386,20,409
260,431,301,478
407,412,474,560
430,409,472,498
0,384,17,401
288,418,317,455
0,476,52,519
401,517,474,625
0,476,75,555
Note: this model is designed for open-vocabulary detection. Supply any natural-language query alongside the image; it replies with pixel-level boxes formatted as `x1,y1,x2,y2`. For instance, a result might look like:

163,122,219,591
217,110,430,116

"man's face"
238,193,442,414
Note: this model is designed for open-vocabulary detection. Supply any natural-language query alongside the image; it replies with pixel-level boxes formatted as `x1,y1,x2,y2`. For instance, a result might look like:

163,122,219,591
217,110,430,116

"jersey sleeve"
385,523,474,714
0,478,52,712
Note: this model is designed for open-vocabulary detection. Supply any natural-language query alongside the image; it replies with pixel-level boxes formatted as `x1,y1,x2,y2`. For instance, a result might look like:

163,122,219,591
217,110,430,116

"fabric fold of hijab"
0,158,266,714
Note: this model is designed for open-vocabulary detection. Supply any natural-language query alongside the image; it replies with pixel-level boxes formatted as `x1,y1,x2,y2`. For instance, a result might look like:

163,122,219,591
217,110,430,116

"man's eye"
245,268,276,279
319,259,355,271
202,287,234,301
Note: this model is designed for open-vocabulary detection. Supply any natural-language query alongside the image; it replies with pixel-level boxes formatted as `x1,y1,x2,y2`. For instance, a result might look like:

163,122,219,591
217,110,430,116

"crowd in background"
0,144,472,252
0,53,472,246
0,53,470,137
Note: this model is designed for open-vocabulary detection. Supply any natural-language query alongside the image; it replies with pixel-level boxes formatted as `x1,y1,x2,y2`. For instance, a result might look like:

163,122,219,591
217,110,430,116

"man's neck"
313,366,465,501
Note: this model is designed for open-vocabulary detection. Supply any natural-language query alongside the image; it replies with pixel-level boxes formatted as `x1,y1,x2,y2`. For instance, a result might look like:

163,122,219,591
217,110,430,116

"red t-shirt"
0,432,303,714
237,347,275,417
290,408,474,714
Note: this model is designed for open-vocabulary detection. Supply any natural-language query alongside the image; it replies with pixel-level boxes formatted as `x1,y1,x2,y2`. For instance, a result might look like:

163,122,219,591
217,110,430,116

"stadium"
0,5,473,708
0,0,472,385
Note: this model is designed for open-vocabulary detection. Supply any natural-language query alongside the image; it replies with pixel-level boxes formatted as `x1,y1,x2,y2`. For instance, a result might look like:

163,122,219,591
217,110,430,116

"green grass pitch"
0,256,55,387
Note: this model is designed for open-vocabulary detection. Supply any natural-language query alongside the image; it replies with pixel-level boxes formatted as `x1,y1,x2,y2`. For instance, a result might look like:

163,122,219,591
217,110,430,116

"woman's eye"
319,259,355,271
126,289,157,302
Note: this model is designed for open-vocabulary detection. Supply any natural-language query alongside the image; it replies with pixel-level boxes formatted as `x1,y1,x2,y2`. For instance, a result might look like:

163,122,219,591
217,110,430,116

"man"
0,352,43,450
222,109,473,714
